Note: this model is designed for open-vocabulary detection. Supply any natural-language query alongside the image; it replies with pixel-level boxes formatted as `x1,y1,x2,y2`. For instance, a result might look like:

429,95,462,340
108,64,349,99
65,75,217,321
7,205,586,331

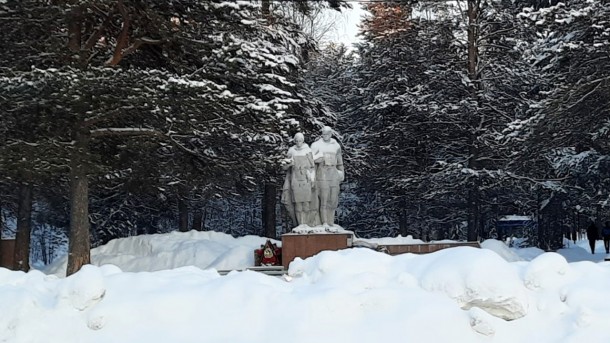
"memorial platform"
281,232,353,269
280,231,480,268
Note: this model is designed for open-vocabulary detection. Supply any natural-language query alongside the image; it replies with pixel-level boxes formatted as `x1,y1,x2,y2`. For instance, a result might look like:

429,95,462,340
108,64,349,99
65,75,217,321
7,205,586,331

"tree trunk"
262,0,270,16
178,197,189,232
467,0,479,84
262,182,277,239
14,182,33,271
67,5,83,53
479,211,486,240
398,211,408,237
0,200,3,259
398,198,408,237
40,229,48,265
467,187,479,241
192,208,203,231
536,190,544,247
67,129,91,276
466,0,479,241
466,1,480,242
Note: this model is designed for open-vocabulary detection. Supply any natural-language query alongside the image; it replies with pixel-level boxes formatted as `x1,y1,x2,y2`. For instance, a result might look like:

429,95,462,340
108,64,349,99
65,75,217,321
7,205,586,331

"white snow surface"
498,214,532,221
2,230,610,342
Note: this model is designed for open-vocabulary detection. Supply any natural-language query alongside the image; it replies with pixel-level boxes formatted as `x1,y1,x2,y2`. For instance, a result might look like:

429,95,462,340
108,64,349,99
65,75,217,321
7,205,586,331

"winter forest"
0,0,609,275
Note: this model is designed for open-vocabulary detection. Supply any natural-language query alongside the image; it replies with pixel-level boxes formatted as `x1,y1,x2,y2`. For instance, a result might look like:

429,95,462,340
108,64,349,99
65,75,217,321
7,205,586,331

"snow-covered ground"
2,230,610,342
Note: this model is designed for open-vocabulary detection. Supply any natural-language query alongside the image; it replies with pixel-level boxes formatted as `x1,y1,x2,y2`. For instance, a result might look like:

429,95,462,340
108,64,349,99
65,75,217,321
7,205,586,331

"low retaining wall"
382,241,480,255
281,235,480,268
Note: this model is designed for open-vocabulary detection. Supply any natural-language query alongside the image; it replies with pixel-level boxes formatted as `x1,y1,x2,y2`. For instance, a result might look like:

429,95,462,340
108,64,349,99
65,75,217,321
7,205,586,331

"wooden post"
1,239,16,269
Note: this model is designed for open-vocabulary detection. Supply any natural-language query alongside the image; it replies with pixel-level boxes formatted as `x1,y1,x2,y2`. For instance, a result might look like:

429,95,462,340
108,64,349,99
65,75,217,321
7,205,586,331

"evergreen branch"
83,4,116,52
105,0,130,66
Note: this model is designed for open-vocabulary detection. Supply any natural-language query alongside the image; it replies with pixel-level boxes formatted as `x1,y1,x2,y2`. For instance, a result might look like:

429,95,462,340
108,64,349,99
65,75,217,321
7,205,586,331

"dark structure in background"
496,215,537,243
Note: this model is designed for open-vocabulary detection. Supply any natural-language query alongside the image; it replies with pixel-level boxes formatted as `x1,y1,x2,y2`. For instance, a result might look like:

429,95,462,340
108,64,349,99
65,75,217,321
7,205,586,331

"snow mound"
58,265,106,310
43,230,277,277
523,252,569,290
289,247,529,321
481,239,524,262
5,230,610,342
406,247,529,320
468,307,498,336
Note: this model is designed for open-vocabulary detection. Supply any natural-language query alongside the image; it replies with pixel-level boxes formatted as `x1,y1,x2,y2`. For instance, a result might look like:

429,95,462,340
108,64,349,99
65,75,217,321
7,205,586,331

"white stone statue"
311,126,344,226
280,133,316,226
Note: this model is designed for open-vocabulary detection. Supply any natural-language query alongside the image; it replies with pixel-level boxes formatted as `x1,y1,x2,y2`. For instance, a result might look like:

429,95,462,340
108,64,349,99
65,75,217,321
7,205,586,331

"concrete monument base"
281,229,353,269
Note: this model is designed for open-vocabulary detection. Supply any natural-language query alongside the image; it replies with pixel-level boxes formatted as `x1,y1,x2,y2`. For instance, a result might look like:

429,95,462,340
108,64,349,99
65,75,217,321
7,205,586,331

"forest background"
1,0,609,275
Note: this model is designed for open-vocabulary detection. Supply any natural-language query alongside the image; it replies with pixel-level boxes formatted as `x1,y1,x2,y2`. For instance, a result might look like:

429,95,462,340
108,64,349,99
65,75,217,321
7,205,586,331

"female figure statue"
280,133,316,227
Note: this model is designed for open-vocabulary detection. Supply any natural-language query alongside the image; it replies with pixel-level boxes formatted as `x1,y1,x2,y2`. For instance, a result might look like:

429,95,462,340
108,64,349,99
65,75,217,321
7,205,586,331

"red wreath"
255,240,282,266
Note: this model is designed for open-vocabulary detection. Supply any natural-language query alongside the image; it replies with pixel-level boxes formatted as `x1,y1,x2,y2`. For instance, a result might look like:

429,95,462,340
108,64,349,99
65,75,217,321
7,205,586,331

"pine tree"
0,1,334,273
510,0,610,245
338,1,545,240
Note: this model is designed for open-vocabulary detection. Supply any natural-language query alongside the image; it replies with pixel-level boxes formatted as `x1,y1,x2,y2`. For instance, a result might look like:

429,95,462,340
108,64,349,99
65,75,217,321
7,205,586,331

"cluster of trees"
1,0,608,274
320,0,610,247
0,0,344,274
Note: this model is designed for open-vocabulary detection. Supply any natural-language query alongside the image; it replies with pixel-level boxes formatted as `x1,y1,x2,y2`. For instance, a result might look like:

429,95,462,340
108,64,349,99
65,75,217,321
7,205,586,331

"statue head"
294,132,305,148
321,126,332,143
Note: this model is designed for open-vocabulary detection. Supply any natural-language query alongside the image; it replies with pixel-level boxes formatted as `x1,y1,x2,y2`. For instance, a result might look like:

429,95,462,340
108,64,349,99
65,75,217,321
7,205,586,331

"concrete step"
217,266,286,276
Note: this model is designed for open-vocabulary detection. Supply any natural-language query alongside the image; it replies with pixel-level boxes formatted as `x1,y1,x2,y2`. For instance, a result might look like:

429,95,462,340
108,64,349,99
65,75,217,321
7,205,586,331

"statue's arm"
306,152,316,184
336,150,344,172
307,152,315,167
311,142,324,163
336,149,345,182
281,149,294,171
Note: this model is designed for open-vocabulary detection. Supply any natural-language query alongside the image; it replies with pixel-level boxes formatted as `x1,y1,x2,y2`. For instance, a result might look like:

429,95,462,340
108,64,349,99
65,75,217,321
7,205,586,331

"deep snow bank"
43,230,278,277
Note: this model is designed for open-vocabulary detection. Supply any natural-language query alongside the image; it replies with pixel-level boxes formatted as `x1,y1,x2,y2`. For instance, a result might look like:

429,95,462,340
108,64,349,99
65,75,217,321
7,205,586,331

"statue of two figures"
281,126,344,231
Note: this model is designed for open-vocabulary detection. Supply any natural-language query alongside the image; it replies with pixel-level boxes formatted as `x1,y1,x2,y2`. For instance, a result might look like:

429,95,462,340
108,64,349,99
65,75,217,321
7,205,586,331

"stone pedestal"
281,233,353,269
